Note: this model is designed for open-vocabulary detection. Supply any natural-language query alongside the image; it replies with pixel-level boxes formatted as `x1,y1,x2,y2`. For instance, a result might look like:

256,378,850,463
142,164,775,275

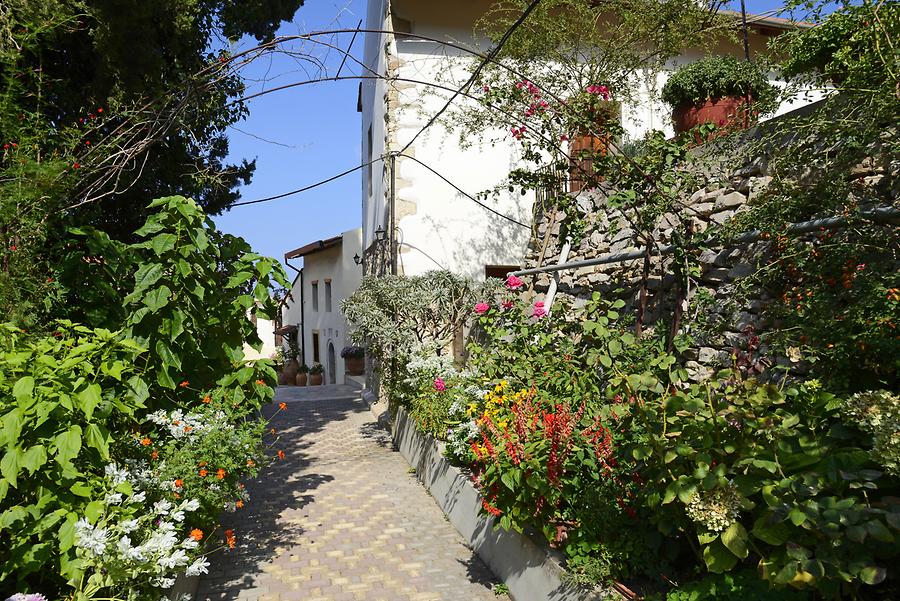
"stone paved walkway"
196,385,499,601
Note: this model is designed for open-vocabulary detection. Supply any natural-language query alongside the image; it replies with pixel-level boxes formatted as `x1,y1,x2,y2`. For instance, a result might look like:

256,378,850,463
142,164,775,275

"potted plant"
281,336,301,385
295,363,309,386
309,362,325,386
274,348,289,385
341,346,365,376
565,85,620,192
661,56,776,136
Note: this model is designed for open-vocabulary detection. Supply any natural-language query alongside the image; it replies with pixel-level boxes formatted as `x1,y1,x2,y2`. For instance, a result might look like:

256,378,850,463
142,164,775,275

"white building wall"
298,228,363,384
361,1,826,280
242,314,277,361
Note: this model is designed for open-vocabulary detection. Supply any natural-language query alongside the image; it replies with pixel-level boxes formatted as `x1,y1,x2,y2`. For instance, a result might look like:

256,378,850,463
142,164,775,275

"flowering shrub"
0,197,287,599
396,276,900,597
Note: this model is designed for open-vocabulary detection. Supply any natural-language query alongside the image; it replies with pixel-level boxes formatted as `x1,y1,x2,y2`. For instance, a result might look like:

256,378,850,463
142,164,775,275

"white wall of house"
242,314,277,361
361,0,825,280
280,228,363,384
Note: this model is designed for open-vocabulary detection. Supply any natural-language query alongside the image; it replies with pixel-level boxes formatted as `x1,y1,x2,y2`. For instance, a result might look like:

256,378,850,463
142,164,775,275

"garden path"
195,385,499,601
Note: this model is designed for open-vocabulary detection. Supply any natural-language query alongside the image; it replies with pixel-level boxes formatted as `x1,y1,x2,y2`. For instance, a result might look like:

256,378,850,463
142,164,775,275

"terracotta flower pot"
672,96,756,138
277,369,290,386
282,359,299,385
295,372,308,386
345,356,364,376
309,373,324,386
568,130,609,193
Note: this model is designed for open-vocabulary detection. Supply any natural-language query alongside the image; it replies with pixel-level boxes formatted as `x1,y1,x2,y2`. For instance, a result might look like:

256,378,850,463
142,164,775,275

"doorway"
327,342,336,384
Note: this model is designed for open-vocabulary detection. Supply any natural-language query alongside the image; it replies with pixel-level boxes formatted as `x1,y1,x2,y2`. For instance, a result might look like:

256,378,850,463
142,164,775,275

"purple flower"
474,302,490,315
6,594,49,601
433,378,446,392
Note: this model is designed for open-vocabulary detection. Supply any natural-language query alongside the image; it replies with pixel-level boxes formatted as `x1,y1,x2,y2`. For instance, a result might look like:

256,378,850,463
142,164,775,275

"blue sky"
212,0,819,271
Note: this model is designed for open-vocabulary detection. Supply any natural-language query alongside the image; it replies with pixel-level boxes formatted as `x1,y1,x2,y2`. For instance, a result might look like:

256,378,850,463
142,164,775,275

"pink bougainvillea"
433,377,446,392
474,302,490,315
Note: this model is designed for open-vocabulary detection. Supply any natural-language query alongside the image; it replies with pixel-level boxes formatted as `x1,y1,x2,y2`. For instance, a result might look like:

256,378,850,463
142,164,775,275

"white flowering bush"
844,389,900,477
71,463,209,598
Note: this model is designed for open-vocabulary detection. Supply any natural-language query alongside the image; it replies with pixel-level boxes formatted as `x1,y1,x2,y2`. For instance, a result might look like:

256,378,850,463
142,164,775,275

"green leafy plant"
661,56,777,111
309,363,324,375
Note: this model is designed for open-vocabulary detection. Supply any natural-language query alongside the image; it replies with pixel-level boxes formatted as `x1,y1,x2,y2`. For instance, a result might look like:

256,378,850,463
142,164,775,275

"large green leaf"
12,376,35,409
54,426,82,466
721,522,749,559
0,448,24,488
143,285,172,312
76,384,102,421
133,263,164,291
20,445,47,475
702,539,739,573
150,233,177,255
85,424,110,460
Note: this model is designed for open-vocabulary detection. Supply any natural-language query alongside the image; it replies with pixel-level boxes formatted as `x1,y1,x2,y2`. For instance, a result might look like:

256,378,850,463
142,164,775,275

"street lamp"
353,253,362,265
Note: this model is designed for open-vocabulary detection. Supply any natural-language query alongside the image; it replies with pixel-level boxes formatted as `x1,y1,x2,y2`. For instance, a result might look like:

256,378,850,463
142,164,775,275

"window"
484,265,520,280
325,279,332,312
312,331,320,363
311,280,319,312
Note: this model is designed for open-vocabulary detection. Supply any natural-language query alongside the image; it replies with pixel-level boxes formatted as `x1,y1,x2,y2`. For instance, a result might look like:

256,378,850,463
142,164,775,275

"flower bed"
386,275,900,599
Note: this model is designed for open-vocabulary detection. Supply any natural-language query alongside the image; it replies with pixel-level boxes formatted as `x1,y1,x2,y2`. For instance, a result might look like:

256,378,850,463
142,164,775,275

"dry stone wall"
523,122,896,381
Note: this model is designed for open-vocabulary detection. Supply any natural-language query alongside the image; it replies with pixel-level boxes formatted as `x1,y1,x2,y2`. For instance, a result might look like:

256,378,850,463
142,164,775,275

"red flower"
277,450,286,460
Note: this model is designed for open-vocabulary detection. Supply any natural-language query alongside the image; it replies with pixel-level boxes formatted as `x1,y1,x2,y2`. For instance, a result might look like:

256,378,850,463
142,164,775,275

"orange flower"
183,426,192,433
236,500,244,509
199,469,208,477
270,428,276,435
179,380,190,388
225,529,236,549
278,402,287,410
255,379,265,385
190,528,204,541
140,437,152,447
202,395,211,404
174,479,183,488
277,450,286,460
246,459,255,467
151,450,159,460
216,468,226,480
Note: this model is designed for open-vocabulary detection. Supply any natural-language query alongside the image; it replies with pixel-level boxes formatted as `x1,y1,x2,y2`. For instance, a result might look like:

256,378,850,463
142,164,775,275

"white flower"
158,548,189,569
104,492,123,505
186,557,210,576
104,463,129,486
116,536,147,563
153,499,173,515
182,498,200,512
152,577,176,589
181,537,199,550
170,510,185,523
131,491,147,504
74,518,108,557
121,519,139,533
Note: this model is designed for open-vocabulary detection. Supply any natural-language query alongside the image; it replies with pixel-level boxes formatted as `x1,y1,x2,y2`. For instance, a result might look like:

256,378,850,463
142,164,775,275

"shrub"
309,363,324,375
340,345,365,359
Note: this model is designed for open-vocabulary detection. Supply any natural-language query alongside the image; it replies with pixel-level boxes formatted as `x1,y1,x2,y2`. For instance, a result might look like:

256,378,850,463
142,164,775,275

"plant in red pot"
566,85,620,192
341,345,365,376
661,56,777,138
309,362,325,386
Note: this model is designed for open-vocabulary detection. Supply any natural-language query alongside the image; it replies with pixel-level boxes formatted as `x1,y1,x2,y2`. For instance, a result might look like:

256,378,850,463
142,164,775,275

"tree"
0,0,305,237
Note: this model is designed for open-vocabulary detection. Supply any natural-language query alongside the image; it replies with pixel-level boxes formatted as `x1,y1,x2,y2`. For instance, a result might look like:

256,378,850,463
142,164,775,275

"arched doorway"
327,341,336,384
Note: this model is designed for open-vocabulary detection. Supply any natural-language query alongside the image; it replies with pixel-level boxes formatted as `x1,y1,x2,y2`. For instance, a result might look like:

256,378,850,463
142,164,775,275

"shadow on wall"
408,201,531,279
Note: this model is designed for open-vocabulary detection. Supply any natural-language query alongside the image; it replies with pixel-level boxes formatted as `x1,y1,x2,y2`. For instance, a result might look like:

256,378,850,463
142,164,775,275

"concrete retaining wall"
392,406,618,601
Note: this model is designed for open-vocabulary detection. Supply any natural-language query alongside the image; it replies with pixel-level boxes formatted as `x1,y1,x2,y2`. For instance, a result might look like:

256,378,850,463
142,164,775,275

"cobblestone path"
196,385,499,601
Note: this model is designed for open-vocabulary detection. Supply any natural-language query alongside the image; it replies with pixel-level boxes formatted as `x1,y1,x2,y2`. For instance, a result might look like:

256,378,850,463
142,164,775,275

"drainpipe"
390,153,397,275
284,261,306,365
